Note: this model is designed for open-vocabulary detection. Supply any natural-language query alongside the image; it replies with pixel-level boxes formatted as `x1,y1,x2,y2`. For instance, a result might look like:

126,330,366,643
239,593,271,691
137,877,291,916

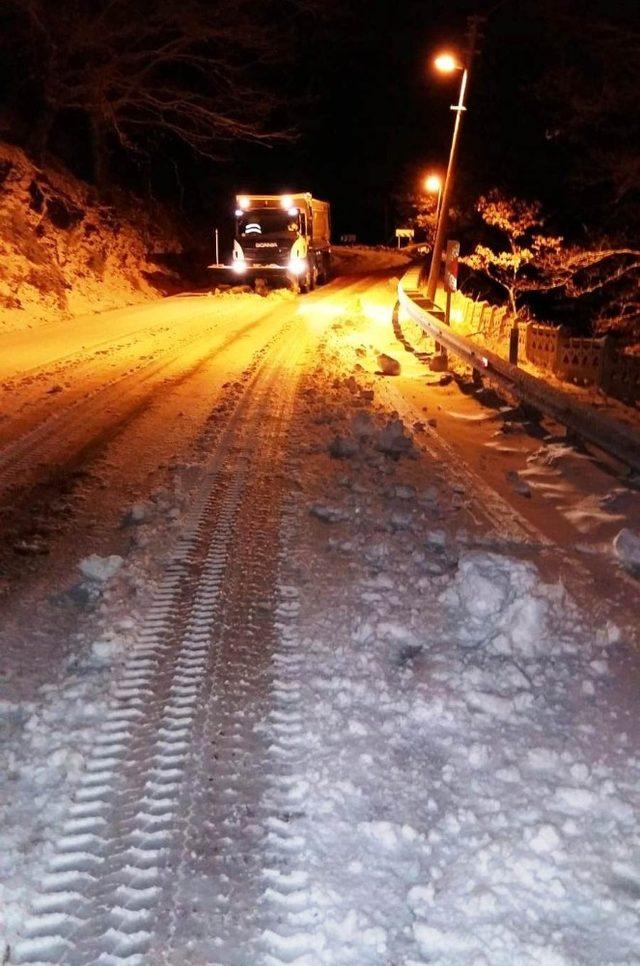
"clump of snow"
428,352,448,373
351,412,375,440
328,435,359,459
439,551,553,657
78,553,124,583
121,502,154,526
309,504,349,524
613,527,640,569
375,419,416,458
377,353,401,376
324,414,416,463
90,635,128,663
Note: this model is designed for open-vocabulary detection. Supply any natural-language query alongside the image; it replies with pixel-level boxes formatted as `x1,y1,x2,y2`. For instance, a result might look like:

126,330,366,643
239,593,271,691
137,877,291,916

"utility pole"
426,15,483,304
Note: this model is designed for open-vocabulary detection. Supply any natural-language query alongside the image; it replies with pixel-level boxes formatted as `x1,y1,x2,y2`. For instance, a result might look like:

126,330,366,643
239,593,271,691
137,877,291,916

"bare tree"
5,0,318,183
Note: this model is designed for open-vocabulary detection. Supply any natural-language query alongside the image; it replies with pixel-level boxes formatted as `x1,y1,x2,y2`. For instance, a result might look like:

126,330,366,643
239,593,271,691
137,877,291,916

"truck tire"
318,253,330,284
299,269,312,294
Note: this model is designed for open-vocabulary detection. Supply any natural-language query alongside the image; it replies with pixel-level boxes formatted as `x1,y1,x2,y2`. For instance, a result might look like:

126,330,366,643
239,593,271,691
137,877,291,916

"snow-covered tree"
463,191,640,331
461,193,562,314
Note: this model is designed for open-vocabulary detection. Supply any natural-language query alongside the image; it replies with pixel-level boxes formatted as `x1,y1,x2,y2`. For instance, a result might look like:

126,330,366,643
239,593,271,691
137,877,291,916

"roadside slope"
0,142,179,334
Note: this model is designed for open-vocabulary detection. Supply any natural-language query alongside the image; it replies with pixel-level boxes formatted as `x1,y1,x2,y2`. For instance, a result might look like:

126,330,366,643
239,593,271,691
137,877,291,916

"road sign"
395,228,414,238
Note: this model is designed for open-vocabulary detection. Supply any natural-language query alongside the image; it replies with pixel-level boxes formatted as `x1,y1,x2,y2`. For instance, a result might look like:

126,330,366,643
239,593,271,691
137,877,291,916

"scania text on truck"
232,193,331,293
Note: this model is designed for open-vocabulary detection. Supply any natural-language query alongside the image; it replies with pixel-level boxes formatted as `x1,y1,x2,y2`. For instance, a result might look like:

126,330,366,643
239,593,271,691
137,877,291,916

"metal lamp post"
425,17,481,304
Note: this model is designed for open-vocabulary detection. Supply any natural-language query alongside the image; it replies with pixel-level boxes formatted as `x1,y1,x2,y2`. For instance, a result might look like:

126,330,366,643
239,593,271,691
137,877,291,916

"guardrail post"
554,326,569,377
525,322,533,361
598,334,615,396
464,297,472,326
509,324,519,365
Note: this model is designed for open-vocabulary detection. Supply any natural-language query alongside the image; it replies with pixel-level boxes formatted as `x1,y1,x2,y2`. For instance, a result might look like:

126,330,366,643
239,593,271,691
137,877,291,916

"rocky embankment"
0,142,181,333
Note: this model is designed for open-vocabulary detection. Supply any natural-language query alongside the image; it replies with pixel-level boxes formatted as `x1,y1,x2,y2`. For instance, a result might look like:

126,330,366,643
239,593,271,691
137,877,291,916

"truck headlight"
289,257,306,276
232,260,247,274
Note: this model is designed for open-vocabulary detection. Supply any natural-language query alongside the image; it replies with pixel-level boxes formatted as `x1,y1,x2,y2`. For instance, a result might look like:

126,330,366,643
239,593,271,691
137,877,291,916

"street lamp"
423,172,443,222
434,53,459,74
425,46,472,304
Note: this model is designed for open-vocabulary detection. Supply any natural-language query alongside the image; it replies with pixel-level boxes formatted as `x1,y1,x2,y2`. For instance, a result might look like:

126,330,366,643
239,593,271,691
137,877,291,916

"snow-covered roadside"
262,332,640,963
0,473,195,956
2,277,638,963
331,245,413,276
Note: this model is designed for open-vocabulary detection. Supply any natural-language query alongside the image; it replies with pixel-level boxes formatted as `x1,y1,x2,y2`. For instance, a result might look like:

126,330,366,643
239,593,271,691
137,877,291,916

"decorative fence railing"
450,292,640,407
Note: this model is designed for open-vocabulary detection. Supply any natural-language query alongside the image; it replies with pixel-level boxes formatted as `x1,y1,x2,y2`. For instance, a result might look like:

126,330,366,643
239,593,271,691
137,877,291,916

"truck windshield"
237,210,299,238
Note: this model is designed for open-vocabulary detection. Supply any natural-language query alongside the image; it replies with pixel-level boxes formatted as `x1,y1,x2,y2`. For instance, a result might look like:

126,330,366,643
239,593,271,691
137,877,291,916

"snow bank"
262,360,640,964
331,245,413,276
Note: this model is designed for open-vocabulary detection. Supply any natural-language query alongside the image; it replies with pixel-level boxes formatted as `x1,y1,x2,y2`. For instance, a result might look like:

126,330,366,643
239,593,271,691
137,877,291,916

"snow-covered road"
1,268,639,963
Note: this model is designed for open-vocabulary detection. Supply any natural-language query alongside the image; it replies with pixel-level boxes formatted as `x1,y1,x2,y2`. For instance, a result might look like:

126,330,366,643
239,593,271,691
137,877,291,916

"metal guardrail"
398,269,640,475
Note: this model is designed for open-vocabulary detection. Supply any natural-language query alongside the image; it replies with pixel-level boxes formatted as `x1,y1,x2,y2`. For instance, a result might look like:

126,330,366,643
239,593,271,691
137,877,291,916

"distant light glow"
289,256,306,276
434,52,459,74
237,196,250,209
424,174,442,193
281,194,293,209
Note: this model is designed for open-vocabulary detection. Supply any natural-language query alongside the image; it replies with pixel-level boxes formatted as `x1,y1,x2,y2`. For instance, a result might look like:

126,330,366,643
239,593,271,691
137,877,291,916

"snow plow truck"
231,193,331,293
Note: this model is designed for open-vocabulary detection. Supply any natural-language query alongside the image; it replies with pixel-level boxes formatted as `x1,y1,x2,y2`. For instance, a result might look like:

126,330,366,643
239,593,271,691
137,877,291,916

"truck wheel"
318,253,330,284
299,270,311,294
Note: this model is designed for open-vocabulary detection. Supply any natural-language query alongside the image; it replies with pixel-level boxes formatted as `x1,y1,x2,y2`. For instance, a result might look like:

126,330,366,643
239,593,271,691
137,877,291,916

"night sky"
211,0,637,250
207,0,571,245
2,0,637,250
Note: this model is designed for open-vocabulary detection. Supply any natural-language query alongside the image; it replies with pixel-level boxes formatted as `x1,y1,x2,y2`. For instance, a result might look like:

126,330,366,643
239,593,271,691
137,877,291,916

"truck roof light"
237,196,250,209
288,206,299,216
234,208,243,217
281,195,293,209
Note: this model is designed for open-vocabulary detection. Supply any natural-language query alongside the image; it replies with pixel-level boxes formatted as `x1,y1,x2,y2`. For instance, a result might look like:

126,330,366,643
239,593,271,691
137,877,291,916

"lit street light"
425,18,482,305
423,172,443,222
433,53,458,74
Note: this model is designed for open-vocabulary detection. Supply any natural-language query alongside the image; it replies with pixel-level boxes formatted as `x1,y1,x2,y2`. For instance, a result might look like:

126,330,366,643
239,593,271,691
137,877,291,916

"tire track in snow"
259,410,325,966
11,317,305,964
0,311,270,502
151,362,299,963
11,263,357,962
0,276,371,505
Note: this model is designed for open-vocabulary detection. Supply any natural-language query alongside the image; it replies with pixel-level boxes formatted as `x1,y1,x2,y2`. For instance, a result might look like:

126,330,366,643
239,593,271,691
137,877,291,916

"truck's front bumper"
208,262,305,282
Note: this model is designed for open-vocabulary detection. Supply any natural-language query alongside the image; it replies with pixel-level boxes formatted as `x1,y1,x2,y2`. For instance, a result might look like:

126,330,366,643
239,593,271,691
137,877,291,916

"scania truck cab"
232,193,331,293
